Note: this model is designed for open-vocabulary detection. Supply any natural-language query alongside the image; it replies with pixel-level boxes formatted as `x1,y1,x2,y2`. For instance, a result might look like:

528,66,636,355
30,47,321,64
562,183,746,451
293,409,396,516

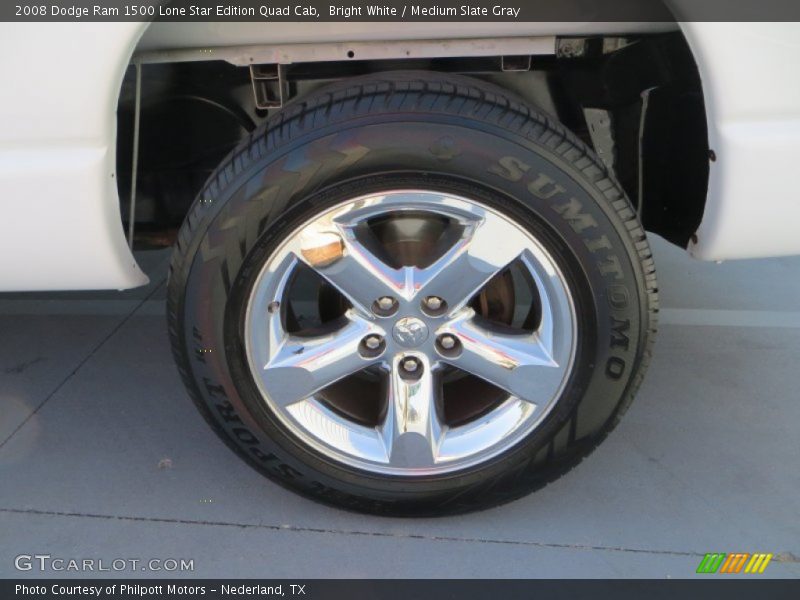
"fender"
0,22,149,291
677,21,800,260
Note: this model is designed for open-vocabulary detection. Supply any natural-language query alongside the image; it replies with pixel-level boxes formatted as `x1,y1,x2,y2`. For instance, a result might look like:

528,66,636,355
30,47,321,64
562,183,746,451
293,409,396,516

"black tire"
167,71,658,516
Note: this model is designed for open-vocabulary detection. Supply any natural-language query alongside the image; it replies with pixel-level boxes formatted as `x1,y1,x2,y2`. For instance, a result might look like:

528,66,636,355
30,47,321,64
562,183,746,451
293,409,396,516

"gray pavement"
1,236,799,579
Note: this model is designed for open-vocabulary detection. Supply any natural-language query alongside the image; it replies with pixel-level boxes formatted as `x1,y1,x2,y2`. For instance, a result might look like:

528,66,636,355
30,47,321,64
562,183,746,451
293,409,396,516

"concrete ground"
0,235,799,579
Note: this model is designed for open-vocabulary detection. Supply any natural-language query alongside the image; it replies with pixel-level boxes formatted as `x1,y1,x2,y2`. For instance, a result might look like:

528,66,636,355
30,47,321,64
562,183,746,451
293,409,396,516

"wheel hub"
392,316,429,348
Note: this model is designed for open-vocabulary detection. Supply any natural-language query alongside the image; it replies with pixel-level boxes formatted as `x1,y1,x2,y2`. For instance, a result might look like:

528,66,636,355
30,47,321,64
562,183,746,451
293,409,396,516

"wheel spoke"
291,219,406,314
416,211,529,311
379,356,443,468
440,311,564,405
261,313,382,407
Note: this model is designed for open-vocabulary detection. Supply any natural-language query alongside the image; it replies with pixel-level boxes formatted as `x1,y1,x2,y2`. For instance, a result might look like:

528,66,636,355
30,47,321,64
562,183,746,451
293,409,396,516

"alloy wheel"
244,190,577,476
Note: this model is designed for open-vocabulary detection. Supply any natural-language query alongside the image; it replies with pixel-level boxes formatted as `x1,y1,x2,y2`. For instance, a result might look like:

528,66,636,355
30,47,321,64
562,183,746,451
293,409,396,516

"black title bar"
5,0,800,22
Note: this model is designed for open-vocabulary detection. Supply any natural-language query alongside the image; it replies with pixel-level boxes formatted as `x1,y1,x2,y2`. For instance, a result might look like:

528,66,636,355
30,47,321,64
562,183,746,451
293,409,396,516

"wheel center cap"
392,317,429,348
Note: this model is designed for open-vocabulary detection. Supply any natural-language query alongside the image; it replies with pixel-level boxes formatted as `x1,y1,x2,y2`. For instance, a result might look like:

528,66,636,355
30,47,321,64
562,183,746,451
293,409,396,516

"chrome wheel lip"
243,189,577,477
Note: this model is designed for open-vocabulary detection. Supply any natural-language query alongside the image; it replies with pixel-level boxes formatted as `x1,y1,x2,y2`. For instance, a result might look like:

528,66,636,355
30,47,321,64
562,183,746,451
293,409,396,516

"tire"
167,71,658,516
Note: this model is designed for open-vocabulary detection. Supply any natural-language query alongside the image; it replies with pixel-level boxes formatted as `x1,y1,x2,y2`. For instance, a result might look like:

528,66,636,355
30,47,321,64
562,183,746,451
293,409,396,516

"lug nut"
425,296,443,311
401,357,420,373
436,333,462,356
373,296,398,316
360,334,385,357
364,335,382,350
422,295,447,316
439,334,456,350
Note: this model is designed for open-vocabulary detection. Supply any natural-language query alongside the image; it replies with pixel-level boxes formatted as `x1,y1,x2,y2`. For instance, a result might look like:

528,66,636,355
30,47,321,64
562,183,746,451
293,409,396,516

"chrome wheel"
244,191,577,476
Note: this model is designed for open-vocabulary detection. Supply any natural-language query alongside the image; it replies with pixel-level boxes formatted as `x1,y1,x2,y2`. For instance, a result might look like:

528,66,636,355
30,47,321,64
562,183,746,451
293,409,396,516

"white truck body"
0,20,798,291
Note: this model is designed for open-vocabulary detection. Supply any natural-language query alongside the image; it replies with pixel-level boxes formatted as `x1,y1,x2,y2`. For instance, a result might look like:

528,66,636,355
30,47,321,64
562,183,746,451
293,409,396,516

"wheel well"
116,30,708,250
